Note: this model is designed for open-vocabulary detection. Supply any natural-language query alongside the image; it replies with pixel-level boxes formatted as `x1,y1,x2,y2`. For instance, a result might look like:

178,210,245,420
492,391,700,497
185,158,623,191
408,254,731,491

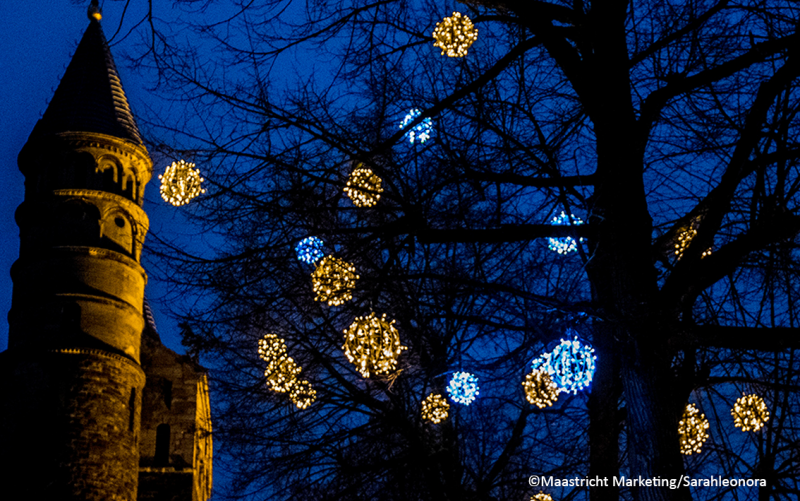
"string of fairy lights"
154,12,769,498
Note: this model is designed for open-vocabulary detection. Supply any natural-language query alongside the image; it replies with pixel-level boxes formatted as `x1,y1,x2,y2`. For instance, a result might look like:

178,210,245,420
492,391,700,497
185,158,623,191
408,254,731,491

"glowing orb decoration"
432,12,478,58
342,312,407,378
399,108,433,144
258,334,302,393
548,211,584,254
344,167,383,207
531,335,596,394
731,394,770,432
289,380,317,409
531,493,554,501
523,369,561,409
295,236,325,264
311,256,359,306
159,160,206,206
679,403,710,455
421,393,450,423
446,371,480,405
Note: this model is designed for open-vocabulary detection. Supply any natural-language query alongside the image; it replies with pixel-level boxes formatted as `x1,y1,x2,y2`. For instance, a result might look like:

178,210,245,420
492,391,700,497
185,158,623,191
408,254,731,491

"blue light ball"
446,371,480,405
399,108,433,144
531,332,596,394
548,211,584,255
295,236,325,264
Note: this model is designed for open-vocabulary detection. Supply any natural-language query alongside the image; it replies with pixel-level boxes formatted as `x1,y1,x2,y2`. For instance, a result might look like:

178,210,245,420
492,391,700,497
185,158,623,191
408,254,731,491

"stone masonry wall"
0,348,144,500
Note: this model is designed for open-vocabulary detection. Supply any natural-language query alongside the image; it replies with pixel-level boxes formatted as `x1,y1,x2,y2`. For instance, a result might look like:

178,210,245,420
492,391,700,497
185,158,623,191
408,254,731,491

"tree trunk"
588,326,622,501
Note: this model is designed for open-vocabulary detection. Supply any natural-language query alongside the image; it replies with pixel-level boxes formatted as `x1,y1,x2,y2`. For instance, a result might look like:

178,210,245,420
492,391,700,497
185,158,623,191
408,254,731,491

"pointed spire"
29,5,144,146
88,0,102,22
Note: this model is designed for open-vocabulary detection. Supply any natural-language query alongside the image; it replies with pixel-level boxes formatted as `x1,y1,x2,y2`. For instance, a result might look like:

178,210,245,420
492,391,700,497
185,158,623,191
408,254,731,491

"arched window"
155,423,170,466
128,388,136,432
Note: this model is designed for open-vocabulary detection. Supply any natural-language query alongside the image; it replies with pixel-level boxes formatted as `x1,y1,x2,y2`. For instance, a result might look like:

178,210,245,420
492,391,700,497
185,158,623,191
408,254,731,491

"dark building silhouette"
0,3,212,499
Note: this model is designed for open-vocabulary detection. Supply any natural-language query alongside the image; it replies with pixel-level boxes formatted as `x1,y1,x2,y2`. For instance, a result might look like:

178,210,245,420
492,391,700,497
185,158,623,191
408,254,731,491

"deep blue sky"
0,1,189,353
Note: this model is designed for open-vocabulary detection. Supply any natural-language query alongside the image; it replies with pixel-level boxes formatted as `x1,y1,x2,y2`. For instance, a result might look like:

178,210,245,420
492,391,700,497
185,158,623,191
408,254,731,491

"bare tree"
128,1,800,500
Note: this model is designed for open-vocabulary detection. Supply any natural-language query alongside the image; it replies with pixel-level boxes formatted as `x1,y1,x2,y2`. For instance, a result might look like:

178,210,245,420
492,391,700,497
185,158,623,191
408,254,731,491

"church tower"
0,2,151,498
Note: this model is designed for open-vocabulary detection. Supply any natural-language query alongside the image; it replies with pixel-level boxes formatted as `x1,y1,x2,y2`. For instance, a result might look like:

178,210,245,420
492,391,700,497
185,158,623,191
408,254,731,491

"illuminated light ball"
264,357,302,393
533,335,596,394
446,371,480,405
295,236,325,264
342,312,407,378
432,12,478,58
548,211,584,255
399,108,433,144
311,256,359,306
421,393,450,424
289,380,317,410
531,493,554,501
679,403,710,455
159,160,206,206
258,334,292,367
731,394,770,432
258,334,302,393
522,369,560,409
344,167,383,208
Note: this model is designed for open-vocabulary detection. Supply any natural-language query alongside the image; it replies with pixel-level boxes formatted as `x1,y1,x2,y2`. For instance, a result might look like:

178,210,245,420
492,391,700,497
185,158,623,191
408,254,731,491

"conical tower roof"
30,11,144,145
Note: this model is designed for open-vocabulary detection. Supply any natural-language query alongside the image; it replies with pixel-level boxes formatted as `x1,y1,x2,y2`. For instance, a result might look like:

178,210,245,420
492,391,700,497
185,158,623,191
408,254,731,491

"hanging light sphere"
532,335,596,394
344,167,383,207
548,211,584,255
731,394,770,432
421,393,450,424
289,380,317,409
679,403,710,455
159,160,206,206
342,312,407,378
432,12,478,58
311,256,359,306
523,369,561,409
399,108,433,144
295,236,325,264
531,493,554,501
446,371,480,405
258,334,302,393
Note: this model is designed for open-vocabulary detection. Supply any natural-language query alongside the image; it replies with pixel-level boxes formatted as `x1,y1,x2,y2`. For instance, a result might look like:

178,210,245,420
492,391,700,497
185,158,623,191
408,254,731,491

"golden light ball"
344,167,383,207
258,334,301,393
342,312,407,378
289,380,317,410
421,393,450,424
311,256,359,306
732,394,770,432
432,12,478,58
679,403,710,455
523,369,561,409
159,160,206,207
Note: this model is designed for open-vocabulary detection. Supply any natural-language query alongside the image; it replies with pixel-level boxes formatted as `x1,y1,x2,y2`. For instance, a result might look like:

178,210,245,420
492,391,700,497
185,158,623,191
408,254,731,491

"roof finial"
88,0,102,22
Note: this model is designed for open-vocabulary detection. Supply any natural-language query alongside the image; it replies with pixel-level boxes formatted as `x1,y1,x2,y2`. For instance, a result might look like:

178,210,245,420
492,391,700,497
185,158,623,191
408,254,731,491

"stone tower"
0,3,150,499
138,304,213,501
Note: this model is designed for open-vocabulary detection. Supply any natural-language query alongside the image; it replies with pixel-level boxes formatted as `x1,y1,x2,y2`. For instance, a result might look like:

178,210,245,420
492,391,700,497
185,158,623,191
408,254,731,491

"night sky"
0,1,189,353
